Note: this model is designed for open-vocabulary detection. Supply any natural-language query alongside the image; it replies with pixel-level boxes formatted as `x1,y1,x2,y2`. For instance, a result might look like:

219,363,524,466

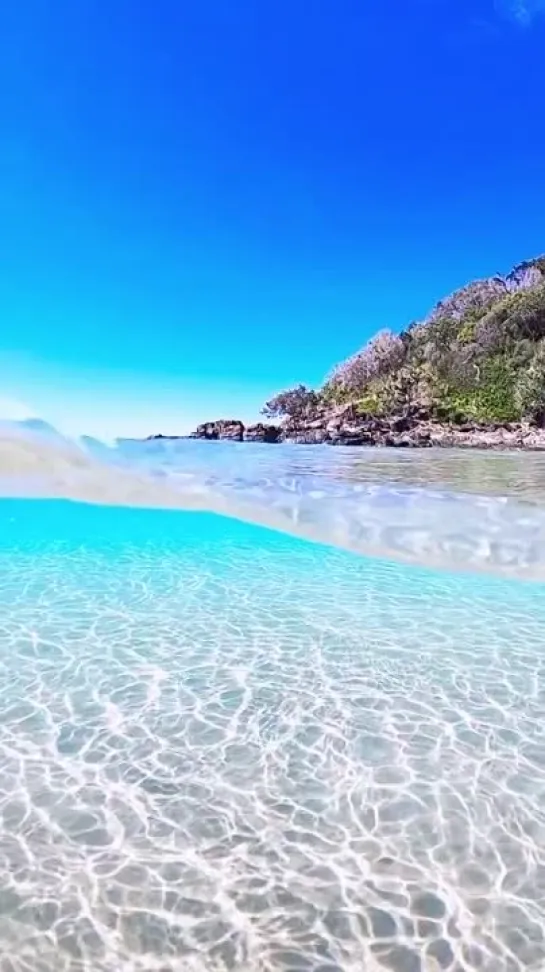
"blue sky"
1,0,545,439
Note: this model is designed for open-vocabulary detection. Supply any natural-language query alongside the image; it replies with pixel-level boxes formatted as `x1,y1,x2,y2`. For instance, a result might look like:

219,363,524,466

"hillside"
192,255,545,448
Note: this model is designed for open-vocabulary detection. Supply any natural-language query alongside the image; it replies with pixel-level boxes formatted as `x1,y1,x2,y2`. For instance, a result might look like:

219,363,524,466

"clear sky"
1,0,545,439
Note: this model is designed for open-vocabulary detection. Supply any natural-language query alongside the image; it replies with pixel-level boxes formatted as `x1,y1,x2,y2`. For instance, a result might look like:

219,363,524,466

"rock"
192,420,244,441
391,415,411,433
189,414,545,450
146,434,186,440
284,428,330,444
244,423,282,443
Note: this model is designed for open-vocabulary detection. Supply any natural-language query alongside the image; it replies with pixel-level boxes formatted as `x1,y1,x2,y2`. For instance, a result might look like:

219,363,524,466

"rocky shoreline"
147,254,545,453
148,405,545,450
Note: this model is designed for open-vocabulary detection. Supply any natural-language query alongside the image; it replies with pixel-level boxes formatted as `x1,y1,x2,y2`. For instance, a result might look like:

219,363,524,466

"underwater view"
3,0,545,968
0,430,544,971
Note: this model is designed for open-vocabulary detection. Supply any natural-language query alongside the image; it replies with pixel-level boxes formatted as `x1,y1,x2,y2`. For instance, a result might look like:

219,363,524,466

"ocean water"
1,494,544,972
4,426,545,578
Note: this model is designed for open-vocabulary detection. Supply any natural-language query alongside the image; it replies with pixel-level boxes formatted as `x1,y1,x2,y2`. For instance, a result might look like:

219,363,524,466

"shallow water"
1,429,545,970
115,439,545,578
3,426,545,578
1,499,544,972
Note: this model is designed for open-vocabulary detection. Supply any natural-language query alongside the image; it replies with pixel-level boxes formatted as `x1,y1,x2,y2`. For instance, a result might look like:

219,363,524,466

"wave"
1,421,545,580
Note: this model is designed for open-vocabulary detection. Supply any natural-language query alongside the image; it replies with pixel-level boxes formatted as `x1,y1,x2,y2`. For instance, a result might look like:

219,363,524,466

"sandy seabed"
0,492,544,972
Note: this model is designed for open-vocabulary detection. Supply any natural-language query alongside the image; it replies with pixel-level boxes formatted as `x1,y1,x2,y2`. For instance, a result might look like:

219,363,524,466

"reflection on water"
321,448,545,503
110,440,545,579
114,439,545,504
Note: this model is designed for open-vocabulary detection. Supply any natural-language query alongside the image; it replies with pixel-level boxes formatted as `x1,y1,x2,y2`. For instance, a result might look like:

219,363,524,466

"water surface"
3,427,545,578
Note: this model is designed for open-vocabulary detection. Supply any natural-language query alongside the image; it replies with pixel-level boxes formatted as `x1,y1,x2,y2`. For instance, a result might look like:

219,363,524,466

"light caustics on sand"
0,427,544,972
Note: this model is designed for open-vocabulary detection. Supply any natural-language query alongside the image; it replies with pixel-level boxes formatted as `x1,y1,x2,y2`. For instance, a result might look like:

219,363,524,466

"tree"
261,384,320,422
328,329,406,394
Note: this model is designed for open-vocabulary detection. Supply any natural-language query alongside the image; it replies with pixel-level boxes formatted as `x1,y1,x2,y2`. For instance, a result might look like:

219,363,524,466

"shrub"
427,279,506,326
260,255,545,431
261,384,320,421
438,357,519,424
504,284,545,341
474,284,545,351
514,339,545,423
474,310,507,353
328,329,406,394
530,256,545,276
355,392,383,416
475,357,519,422
458,321,477,344
321,380,353,405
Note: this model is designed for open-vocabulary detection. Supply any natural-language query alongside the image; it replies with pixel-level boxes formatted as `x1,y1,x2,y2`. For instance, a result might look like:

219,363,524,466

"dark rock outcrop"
189,405,545,449
191,420,281,443
146,433,190,441
244,423,282,443
191,420,244,441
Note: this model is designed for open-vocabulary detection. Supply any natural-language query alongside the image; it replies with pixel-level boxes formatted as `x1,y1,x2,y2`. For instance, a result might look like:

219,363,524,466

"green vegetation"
439,358,519,424
263,257,545,427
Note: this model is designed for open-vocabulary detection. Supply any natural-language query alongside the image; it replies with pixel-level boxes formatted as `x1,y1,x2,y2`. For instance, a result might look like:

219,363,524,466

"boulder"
193,420,244,441
284,427,330,444
189,413,545,450
244,423,282,443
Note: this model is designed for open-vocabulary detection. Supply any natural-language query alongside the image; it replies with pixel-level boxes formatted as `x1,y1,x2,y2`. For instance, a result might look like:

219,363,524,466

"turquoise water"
1,498,544,971
5,424,545,576
110,438,545,578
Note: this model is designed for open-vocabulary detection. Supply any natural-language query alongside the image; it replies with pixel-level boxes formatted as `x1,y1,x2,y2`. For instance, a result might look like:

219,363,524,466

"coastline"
174,255,545,453
174,415,545,451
